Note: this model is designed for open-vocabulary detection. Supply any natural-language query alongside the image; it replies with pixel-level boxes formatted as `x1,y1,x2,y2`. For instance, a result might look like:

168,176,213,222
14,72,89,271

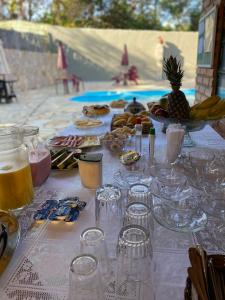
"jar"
0,125,33,211
22,126,51,187
78,153,103,189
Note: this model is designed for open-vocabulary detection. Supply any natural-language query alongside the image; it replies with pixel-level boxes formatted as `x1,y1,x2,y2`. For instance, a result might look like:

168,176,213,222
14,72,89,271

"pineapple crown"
163,55,184,88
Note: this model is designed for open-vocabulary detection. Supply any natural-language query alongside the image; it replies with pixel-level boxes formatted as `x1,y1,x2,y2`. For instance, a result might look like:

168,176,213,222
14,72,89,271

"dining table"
1,111,225,300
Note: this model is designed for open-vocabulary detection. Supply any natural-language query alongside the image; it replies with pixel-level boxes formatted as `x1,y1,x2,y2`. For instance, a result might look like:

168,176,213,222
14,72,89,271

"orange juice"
0,164,33,211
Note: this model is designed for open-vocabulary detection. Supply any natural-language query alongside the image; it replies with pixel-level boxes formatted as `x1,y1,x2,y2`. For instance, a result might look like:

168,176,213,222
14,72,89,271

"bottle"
0,125,33,212
149,127,155,162
22,126,51,187
135,117,142,154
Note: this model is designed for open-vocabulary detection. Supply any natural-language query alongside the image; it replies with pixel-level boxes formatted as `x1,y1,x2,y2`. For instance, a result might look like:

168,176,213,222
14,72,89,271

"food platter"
74,118,104,129
48,135,101,149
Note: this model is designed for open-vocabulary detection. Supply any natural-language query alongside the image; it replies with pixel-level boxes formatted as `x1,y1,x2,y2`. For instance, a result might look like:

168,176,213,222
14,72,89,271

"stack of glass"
69,183,155,300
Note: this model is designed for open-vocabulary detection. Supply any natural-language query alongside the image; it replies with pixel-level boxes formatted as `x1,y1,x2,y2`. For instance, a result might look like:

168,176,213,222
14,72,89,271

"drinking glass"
80,227,112,283
95,184,122,255
123,202,154,236
68,254,104,300
128,183,152,207
115,225,154,300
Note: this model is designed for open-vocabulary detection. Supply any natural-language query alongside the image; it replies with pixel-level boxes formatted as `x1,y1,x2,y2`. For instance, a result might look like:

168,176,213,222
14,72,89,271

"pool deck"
1,79,224,140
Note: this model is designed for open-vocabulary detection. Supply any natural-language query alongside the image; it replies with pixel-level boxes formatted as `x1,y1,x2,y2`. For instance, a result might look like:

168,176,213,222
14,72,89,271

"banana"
191,96,221,111
190,108,210,120
208,100,225,117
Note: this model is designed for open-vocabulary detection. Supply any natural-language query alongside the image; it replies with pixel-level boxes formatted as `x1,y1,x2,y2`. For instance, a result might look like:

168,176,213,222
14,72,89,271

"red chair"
71,74,84,92
127,65,139,84
111,73,123,85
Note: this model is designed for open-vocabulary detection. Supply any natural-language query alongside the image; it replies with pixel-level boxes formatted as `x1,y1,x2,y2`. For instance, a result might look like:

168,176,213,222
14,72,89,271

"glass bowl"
152,183,206,232
101,137,127,154
149,112,219,147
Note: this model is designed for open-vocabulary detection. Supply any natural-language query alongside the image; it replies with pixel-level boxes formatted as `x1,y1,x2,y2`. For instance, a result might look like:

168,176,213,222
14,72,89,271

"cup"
95,184,122,256
128,183,152,207
115,225,154,300
123,202,154,236
78,153,103,189
68,254,104,300
80,227,112,284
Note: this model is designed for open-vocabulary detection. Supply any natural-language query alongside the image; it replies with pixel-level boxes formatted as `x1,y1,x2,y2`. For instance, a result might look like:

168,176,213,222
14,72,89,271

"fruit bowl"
149,112,218,147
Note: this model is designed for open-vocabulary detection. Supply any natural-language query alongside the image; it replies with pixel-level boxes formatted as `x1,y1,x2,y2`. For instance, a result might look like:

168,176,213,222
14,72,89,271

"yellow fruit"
208,100,225,117
190,108,210,120
191,96,221,110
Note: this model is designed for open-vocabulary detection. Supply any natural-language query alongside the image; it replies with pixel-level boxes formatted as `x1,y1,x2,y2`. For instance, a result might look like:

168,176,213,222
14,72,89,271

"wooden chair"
0,79,17,103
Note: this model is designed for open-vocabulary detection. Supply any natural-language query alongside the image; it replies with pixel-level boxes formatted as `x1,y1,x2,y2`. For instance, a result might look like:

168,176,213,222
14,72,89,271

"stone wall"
195,0,225,102
0,21,198,91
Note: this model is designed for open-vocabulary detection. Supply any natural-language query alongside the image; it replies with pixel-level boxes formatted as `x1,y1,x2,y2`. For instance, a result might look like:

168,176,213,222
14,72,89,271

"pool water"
70,89,196,104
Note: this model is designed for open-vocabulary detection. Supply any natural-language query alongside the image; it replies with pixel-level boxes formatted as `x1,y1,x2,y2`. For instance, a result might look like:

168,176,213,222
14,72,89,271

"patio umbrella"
0,39,10,75
57,41,69,94
57,41,67,70
121,44,129,85
121,44,129,66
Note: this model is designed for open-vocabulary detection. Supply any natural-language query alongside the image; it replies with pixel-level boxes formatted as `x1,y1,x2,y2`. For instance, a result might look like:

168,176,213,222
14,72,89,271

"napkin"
166,124,185,163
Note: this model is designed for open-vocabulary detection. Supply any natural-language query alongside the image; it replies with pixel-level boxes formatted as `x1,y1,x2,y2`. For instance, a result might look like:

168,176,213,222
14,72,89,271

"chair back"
128,65,139,81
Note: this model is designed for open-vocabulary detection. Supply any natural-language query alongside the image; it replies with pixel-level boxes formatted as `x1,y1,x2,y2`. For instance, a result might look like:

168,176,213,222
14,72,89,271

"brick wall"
195,0,225,103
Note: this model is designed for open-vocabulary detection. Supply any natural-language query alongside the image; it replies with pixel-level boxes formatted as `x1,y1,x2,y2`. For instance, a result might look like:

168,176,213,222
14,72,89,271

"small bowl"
101,137,126,154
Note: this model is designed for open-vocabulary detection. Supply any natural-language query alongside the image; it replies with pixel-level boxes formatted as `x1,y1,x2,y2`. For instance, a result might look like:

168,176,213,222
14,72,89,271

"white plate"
74,119,104,129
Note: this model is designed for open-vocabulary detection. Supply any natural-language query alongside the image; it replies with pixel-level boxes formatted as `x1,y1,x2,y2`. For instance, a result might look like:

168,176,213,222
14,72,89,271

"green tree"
0,0,202,31
160,0,190,29
189,6,201,31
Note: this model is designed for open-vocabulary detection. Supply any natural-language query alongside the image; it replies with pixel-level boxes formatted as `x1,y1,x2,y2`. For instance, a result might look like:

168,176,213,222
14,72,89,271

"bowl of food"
101,132,127,154
82,104,110,117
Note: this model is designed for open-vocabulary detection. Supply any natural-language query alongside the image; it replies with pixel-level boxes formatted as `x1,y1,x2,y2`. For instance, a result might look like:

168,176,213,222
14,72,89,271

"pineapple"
163,56,190,120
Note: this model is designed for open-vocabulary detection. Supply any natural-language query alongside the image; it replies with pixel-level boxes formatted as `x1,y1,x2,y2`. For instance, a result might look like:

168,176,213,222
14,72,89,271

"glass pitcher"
0,125,33,211
22,126,51,187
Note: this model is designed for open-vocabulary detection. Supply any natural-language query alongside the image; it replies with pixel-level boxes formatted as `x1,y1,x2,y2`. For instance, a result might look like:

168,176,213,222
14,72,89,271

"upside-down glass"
68,254,104,300
80,227,112,284
95,184,122,255
116,225,154,300
128,183,152,207
123,202,154,236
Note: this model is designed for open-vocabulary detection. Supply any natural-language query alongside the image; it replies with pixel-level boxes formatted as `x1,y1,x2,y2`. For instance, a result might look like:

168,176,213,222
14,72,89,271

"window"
197,7,217,67
217,36,225,98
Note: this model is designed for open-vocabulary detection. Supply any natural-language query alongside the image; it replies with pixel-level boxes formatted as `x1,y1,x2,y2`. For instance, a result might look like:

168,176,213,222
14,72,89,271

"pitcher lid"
79,153,103,162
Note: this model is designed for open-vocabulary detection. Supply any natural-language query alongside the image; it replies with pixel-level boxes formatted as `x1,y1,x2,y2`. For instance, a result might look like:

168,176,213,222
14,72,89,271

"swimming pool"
70,89,196,103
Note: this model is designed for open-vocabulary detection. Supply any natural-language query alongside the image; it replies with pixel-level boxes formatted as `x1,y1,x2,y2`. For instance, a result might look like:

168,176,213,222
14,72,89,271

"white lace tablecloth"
1,114,225,300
